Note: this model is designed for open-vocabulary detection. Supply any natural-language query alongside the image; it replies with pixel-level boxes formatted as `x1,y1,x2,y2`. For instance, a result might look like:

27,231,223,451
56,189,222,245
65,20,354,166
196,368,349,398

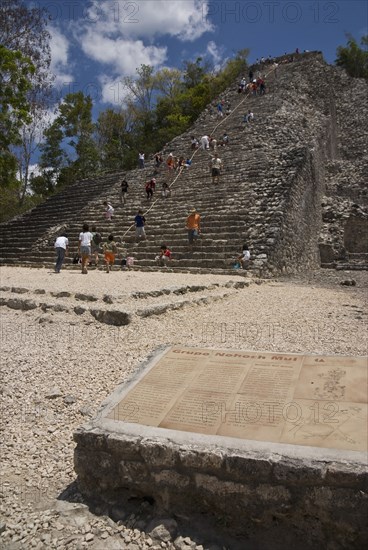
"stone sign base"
74,346,368,547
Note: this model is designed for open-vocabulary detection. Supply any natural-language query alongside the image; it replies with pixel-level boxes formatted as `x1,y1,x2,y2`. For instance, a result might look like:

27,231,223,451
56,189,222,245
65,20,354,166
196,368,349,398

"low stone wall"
74,426,368,548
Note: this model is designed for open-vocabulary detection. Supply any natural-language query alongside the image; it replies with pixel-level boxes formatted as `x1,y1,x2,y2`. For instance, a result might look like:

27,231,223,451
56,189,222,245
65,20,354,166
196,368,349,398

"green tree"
96,108,132,171
14,103,55,204
28,171,54,197
336,35,368,79
0,0,52,213
0,0,51,88
122,64,157,114
39,121,67,174
155,68,183,99
182,57,210,88
40,92,99,186
0,46,34,187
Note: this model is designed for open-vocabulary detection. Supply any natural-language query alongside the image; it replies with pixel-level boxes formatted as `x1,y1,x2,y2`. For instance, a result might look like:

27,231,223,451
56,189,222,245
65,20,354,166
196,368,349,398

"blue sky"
37,0,367,113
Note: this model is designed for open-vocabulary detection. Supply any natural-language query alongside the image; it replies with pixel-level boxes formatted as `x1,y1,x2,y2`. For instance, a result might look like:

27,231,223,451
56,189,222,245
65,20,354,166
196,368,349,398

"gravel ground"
0,266,367,550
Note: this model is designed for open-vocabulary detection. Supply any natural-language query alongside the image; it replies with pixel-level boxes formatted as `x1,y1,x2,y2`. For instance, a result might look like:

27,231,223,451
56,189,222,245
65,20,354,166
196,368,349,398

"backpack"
93,232,102,245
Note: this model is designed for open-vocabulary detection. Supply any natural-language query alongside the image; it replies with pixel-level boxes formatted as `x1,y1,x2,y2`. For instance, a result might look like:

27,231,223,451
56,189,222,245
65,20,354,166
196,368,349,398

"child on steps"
102,234,118,273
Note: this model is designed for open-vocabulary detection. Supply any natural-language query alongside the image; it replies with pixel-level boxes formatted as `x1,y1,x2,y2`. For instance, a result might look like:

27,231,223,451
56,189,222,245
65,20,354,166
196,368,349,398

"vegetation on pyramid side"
335,35,368,79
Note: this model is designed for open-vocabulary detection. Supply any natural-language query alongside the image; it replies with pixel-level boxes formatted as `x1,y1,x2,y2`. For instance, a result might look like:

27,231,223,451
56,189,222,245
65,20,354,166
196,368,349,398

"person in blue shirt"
134,210,146,241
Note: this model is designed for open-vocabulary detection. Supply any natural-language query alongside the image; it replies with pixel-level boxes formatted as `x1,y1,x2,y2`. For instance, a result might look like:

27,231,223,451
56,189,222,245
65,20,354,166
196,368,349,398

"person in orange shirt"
186,208,201,245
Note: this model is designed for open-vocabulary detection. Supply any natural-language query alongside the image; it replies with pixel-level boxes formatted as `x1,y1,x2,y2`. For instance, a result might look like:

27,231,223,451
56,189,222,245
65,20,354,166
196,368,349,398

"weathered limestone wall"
318,64,368,266
74,426,368,547
265,145,325,275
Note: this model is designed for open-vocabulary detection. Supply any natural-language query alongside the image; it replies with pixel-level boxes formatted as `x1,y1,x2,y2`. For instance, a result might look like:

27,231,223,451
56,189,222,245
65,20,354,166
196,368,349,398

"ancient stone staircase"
1,51,366,274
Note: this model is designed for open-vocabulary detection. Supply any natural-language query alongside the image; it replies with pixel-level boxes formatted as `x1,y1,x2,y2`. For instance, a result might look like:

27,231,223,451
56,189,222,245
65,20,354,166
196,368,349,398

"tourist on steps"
238,244,251,269
186,208,201,246
233,245,250,270
119,179,129,205
209,137,217,151
209,153,223,185
91,225,102,267
54,233,69,273
102,234,118,273
78,223,94,275
155,244,172,267
200,135,210,150
219,132,229,147
162,182,171,198
145,179,154,201
138,152,145,169
135,210,146,241
103,201,114,221
154,151,163,168
190,136,199,150
166,152,175,173
243,110,254,124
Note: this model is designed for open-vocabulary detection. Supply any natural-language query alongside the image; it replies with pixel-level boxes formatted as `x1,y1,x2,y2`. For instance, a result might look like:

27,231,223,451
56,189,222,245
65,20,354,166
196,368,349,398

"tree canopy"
0,46,35,187
335,35,368,79
0,0,51,220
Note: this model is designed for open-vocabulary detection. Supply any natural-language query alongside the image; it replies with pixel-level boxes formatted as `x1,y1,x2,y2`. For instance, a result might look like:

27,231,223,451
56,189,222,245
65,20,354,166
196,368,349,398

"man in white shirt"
54,233,69,273
201,135,210,150
210,153,223,184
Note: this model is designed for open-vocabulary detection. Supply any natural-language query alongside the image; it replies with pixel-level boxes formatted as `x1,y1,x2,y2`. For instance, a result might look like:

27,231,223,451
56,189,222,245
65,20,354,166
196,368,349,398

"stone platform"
74,346,368,547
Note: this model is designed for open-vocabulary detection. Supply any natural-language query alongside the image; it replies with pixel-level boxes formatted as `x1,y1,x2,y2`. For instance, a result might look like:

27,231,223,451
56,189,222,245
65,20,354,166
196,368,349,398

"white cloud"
98,75,132,105
206,41,226,71
28,164,42,178
72,0,214,79
82,0,214,42
49,26,74,88
80,31,168,75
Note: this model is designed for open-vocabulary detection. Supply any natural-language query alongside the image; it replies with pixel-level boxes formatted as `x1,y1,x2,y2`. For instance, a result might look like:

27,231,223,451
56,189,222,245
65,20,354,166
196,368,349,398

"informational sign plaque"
107,347,367,452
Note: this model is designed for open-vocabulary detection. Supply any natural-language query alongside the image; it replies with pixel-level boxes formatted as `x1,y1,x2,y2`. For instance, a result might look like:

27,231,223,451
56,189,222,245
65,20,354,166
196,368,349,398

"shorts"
188,229,199,244
91,243,100,254
135,226,146,238
104,252,115,264
211,168,220,177
80,245,91,256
